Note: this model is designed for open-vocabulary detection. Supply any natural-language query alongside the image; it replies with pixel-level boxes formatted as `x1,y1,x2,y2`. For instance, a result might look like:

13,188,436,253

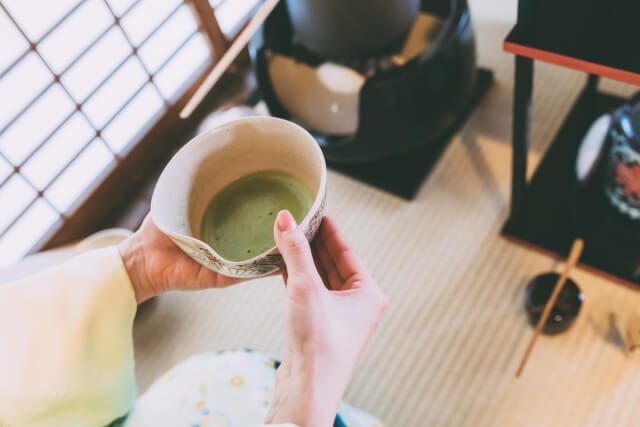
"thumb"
274,210,319,282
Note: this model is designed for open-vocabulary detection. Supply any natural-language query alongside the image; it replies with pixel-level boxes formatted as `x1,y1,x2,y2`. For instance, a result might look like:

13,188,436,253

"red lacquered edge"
504,41,640,87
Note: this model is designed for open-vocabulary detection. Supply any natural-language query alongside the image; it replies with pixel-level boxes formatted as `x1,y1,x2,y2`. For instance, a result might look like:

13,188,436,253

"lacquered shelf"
504,0,640,85
502,0,640,288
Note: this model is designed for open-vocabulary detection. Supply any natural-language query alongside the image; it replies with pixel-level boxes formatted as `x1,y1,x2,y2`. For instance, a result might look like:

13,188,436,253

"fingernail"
277,210,296,232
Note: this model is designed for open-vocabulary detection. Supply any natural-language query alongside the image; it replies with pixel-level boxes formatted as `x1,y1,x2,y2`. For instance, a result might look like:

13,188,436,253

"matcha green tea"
201,170,313,261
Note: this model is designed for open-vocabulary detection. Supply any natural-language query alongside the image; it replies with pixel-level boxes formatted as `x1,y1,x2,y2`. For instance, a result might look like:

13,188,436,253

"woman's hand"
118,216,245,303
266,211,388,427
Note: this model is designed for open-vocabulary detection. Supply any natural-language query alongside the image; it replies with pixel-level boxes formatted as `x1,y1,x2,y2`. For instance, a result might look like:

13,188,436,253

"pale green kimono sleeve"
0,247,138,427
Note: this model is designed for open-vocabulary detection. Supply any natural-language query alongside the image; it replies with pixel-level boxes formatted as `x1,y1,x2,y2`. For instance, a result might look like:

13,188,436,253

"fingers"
318,217,368,280
311,243,330,289
274,210,322,286
196,264,235,288
313,237,344,291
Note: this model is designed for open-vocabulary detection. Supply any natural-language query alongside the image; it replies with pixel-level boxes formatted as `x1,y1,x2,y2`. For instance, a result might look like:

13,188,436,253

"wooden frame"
42,63,215,249
0,0,253,252
189,0,229,57
43,0,261,249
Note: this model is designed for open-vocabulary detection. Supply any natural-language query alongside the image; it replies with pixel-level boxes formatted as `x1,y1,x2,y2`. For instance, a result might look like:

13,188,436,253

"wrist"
118,235,155,303
267,357,343,427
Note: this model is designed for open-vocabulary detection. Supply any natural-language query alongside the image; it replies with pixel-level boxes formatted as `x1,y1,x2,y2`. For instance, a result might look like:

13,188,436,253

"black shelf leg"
511,55,534,225
586,73,600,94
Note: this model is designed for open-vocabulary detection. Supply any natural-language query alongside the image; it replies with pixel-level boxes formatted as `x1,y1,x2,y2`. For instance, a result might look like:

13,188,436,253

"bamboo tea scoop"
515,238,584,378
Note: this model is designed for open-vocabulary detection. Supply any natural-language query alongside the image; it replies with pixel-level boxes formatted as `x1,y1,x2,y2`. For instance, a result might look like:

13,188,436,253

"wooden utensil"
180,0,280,119
515,238,585,378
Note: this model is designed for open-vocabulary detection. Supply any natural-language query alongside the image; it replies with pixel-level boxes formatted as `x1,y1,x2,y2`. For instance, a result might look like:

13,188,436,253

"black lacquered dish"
524,273,584,335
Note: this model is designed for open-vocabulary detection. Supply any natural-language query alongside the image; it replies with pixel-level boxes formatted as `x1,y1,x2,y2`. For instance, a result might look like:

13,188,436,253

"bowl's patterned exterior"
169,196,326,279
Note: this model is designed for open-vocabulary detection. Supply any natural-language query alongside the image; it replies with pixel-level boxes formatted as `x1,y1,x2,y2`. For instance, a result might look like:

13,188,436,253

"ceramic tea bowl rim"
150,116,327,274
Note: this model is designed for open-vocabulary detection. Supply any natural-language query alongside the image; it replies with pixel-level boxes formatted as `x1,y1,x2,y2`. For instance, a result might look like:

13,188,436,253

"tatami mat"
133,3,640,426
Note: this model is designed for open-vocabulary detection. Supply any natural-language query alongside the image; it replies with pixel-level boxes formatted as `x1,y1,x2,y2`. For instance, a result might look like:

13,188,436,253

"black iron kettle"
284,0,421,60
252,0,477,163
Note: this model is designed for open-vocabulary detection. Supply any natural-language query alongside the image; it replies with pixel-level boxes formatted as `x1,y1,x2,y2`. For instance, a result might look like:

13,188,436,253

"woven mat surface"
130,2,640,426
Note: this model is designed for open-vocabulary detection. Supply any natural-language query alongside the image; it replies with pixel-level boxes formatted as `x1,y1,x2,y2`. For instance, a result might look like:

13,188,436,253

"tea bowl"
150,116,327,279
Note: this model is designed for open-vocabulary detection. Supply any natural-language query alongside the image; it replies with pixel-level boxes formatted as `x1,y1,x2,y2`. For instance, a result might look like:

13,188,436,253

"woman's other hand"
118,216,245,303
266,211,388,427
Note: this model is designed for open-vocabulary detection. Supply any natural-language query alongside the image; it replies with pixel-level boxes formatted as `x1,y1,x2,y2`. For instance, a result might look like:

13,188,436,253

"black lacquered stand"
502,0,640,288
328,68,493,200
